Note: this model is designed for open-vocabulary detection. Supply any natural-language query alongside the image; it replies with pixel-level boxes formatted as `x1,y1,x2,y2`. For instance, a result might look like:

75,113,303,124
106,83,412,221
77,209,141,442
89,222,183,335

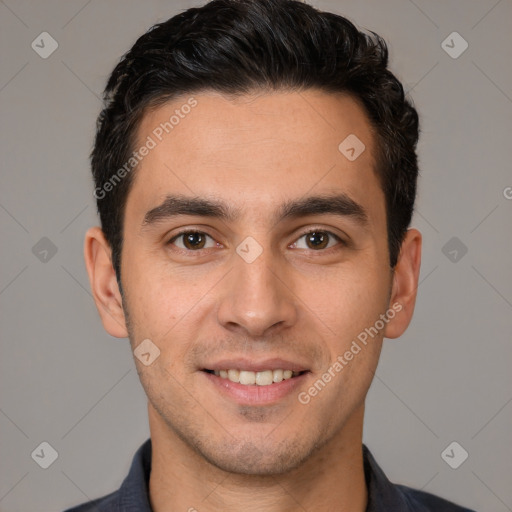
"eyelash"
167,228,346,253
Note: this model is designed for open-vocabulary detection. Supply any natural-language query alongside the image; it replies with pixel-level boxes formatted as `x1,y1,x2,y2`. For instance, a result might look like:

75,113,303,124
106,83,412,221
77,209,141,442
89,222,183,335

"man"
66,0,476,510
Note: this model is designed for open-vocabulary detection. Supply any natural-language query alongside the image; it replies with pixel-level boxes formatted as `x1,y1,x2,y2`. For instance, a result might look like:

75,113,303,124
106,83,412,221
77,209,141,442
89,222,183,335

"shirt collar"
117,438,153,512
115,438,425,512
362,444,428,512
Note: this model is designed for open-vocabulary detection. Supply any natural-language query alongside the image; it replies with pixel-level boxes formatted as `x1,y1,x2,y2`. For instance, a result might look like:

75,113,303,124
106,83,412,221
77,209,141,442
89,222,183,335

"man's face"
120,90,394,474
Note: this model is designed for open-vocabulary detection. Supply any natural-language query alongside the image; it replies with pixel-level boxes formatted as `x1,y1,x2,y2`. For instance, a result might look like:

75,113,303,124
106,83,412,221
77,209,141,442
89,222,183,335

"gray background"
1,0,511,510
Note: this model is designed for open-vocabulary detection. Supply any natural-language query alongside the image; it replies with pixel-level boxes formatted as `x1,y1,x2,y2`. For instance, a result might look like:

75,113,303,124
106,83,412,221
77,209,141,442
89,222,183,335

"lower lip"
201,371,310,405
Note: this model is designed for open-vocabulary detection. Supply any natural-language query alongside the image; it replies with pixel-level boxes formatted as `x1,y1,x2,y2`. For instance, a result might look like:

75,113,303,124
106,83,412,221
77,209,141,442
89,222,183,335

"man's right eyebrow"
142,195,241,227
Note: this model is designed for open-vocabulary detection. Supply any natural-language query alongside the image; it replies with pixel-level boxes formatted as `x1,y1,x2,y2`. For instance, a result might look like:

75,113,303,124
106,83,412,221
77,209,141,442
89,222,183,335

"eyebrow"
142,193,369,229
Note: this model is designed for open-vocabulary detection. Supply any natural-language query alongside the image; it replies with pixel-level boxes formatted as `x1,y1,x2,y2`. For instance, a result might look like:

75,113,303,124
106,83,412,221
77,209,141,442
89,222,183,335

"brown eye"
290,230,343,251
183,232,206,249
305,231,329,249
169,231,215,250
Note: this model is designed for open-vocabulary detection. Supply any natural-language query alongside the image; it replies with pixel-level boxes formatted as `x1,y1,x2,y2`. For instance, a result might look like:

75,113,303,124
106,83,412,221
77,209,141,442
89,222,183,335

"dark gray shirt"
63,438,476,511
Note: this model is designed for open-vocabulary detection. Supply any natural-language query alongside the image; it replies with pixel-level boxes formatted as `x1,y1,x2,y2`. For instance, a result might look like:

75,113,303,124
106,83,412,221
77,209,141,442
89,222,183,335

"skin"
84,90,422,512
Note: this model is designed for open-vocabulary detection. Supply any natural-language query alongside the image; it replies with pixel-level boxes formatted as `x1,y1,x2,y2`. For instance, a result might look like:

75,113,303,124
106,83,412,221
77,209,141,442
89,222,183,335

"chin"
195,436,319,476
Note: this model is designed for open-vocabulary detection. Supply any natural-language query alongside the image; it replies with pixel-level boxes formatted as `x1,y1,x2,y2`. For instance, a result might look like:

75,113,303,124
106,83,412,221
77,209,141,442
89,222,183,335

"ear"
84,226,129,338
383,228,422,339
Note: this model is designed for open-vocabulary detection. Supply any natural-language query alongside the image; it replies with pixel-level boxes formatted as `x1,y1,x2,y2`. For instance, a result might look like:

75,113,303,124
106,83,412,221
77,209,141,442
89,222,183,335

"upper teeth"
213,369,299,386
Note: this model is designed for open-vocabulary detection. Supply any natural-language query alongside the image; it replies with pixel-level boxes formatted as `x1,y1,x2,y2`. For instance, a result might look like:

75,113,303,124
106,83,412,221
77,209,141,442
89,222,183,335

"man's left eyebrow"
275,193,369,227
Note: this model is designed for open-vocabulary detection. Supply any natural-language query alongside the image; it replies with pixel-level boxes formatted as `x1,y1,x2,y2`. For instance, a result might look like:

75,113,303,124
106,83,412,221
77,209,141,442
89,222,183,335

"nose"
216,247,298,338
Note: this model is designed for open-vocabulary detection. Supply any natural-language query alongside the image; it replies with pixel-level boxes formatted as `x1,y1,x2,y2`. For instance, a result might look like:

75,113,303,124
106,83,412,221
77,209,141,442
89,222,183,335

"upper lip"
202,358,310,373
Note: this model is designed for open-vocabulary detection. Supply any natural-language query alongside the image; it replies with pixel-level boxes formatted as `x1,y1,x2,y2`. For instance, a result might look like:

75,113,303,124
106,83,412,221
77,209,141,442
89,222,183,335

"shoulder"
397,484,477,512
362,444,477,512
62,490,118,512
62,437,152,512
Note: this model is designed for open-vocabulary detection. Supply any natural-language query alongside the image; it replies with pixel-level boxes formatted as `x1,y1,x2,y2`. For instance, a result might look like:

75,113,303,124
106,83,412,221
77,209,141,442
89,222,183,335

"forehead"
127,90,384,227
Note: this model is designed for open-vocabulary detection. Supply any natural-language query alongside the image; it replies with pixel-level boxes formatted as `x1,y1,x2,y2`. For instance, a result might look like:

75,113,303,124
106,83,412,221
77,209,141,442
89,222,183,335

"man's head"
85,0,421,476
91,0,419,282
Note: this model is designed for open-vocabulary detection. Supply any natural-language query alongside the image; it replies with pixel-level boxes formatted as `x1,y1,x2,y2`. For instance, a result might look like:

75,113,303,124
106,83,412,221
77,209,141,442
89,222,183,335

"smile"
202,368,310,405
204,368,305,386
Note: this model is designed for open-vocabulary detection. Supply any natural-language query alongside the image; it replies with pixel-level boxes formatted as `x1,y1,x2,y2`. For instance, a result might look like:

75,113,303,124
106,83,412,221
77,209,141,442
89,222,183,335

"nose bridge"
216,243,297,336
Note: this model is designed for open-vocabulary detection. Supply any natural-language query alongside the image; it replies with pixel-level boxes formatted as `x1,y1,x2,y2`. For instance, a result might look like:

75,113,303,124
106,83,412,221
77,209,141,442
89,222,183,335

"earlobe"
383,228,422,339
84,226,129,338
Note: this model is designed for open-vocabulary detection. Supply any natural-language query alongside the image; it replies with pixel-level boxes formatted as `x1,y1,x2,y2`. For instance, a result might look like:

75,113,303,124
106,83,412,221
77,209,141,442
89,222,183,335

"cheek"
123,257,220,366
124,248,200,323
296,259,390,343
125,282,179,340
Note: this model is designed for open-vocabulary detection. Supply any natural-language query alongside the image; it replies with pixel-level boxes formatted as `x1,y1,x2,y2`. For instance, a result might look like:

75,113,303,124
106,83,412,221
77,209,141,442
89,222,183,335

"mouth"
201,363,311,405
202,368,308,386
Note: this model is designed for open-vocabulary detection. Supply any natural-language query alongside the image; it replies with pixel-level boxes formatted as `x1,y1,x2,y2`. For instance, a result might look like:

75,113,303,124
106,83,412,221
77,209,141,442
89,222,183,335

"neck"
148,403,368,512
